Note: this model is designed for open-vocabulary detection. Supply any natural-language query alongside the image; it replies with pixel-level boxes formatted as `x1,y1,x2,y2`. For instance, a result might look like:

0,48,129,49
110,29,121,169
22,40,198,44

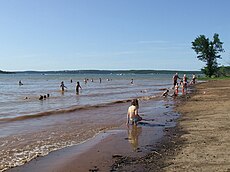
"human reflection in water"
127,125,142,151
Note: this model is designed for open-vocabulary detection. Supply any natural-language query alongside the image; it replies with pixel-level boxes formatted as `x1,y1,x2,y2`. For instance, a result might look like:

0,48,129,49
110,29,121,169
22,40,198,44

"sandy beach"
6,79,230,172
164,79,230,172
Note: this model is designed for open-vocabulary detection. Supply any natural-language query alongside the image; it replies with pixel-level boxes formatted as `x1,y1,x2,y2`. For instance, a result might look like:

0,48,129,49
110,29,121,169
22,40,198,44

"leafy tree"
192,33,224,77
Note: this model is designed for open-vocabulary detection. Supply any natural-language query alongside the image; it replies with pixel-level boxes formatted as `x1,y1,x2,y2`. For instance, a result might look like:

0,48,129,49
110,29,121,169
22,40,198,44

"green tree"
192,33,224,77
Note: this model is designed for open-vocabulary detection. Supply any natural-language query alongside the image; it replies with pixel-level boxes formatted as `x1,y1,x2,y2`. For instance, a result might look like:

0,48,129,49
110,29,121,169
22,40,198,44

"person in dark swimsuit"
76,81,82,95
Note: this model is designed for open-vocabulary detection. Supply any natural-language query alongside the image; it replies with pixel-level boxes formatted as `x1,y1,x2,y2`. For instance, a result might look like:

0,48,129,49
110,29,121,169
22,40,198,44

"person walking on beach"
126,99,142,126
172,73,180,89
60,81,67,92
76,81,82,95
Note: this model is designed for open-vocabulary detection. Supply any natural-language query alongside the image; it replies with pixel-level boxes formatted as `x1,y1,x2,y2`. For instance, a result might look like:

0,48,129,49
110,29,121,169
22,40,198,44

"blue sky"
0,0,229,71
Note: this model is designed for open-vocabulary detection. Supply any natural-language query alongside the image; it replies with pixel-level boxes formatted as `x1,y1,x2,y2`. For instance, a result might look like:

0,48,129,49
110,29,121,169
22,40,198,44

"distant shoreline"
1,69,202,75
0,70,15,74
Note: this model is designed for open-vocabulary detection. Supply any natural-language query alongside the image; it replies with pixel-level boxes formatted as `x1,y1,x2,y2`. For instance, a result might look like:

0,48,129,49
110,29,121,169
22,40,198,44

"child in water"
174,83,179,96
126,99,142,126
162,89,169,97
76,81,82,95
60,81,67,92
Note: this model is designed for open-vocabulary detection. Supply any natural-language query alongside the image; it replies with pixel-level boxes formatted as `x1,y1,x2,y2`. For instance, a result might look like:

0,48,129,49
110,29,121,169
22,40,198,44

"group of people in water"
162,73,196,97
127,72,197,126
20,73,197,125
60,80,82,95
60,77,115,95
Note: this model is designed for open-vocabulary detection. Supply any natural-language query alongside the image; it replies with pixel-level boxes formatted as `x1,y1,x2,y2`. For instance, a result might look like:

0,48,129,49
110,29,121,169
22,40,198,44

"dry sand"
164,79,230,172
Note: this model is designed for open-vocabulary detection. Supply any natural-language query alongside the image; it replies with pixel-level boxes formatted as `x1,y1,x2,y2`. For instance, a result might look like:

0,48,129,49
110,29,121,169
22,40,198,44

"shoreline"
164,79,230,171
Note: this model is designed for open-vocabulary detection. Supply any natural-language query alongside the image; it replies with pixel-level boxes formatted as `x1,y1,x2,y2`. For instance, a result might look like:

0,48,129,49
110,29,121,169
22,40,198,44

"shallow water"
0,73,171,120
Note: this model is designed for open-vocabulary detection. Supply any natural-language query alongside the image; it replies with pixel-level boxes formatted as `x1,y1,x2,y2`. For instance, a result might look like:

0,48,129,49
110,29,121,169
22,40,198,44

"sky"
0,0,230,71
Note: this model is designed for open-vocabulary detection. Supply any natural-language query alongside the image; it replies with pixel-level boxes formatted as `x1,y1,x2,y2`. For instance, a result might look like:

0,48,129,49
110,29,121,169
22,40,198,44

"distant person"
126,99,142,126
190,74,196,84
39,95,43,100
131,79,134,84
76,81,82,95
60,81,67,92
172,73,180,89
84,78,87,84
19,80,23,86
99,78,102,83
182,74,188,94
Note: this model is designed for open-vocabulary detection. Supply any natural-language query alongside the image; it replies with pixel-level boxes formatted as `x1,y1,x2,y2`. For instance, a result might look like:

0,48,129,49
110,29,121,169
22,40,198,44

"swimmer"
19,80,23,86
131,79,134,84
84,78,87,84
76,81,82,95
60,81,67,92
39,95,43,100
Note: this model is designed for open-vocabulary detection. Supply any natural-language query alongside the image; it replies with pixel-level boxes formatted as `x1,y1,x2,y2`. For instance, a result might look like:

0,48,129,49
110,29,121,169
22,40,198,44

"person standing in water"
76,81,82,95
131,79,134,84
190,74,196,84
172,72,180,89
174,83,179,96
19,80,23,86
60,81,67,92
182,74,188,95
